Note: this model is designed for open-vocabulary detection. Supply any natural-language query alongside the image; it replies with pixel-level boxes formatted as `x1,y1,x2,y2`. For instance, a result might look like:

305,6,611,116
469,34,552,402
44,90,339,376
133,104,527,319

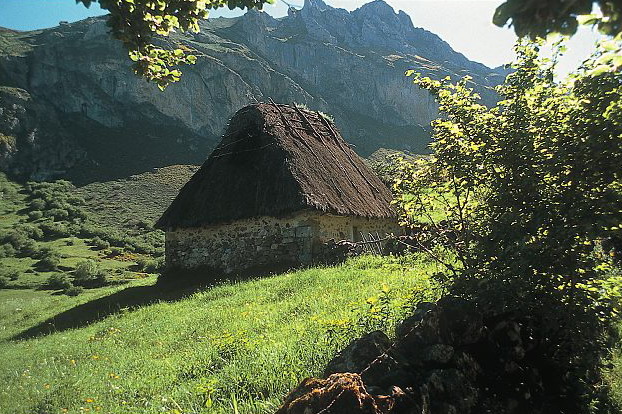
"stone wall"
165,211,401,273
316,215,402,242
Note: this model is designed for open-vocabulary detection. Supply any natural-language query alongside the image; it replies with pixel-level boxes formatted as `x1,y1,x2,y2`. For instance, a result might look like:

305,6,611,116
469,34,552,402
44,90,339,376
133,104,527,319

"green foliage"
494,0,622,38
109,247,124,256
0,269,20,281
27,210,43,221
1,229,39,257
0,276,9,289
401,38,622,305
63,285,84,296
36,248,62,271
0,255,436,413
0,244,16,259
13,224,44,241
29,198,46,211
90,236,110,250
38,221,73,239
46,273,73,290
0,244,15,259
75,0,273,89
136,256,164,273
398,38,622,410
74,259,108,287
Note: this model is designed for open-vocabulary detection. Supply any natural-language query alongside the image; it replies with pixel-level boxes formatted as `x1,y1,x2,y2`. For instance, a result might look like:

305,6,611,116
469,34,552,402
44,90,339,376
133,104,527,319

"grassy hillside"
2,170,622,413
0,171,442,413
0,173,160,294
77,165,199,233
0,165,198,294
0,255,439,414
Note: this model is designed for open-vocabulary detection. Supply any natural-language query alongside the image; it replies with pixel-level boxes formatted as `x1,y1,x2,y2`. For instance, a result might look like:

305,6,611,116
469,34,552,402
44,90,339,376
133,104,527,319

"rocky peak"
397,10,415,31
0,1,507,181
354,0,397,19
303,0,329,12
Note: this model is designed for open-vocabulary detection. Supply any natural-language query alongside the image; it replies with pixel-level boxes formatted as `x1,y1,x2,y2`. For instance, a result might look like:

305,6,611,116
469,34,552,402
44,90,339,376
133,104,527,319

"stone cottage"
156,103,400,273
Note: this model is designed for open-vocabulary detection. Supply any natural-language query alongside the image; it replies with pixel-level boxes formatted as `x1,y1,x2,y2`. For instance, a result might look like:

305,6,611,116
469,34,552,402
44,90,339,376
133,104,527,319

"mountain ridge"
0,0,506,182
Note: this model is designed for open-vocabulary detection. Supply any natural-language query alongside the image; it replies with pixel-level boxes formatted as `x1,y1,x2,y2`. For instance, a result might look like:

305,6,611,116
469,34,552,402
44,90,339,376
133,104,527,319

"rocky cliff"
0,0,506,182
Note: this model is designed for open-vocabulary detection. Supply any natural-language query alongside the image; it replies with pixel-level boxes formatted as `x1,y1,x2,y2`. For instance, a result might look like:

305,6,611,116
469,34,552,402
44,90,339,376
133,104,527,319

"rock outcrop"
0,1,506,181
276,297,588,414
0,86,84,180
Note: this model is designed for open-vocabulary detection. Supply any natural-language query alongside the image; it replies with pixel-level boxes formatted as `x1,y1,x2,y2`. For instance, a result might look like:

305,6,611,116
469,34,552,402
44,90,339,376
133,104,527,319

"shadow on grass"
11,274,215,341
11,263,298,341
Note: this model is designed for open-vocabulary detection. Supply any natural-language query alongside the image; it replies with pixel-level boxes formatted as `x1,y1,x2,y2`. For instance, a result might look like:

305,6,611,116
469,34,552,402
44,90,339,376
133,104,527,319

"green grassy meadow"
0,170,443,413
2,170,622,413
0,256,439,414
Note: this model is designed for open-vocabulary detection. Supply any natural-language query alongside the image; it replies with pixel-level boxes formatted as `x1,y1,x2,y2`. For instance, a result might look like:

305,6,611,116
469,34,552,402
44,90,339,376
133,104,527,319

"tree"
76,0,272,89
494,0,622,38
395,39,622,409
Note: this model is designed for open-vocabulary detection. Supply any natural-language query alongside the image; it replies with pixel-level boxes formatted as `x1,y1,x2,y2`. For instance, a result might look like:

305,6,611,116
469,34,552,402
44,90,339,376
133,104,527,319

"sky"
0,0,604,75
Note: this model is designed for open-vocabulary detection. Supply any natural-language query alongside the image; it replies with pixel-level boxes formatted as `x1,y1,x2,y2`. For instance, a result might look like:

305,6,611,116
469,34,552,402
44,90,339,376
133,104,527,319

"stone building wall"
165,211,401,273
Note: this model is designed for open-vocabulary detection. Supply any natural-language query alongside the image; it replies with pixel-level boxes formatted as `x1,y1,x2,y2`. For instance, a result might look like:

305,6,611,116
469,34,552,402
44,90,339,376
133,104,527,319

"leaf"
601,40,620,52
576,14,600,26
588,64,613,76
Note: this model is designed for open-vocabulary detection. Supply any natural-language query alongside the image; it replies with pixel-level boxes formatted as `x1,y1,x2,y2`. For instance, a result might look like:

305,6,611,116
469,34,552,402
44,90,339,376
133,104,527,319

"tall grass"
0,255,439,414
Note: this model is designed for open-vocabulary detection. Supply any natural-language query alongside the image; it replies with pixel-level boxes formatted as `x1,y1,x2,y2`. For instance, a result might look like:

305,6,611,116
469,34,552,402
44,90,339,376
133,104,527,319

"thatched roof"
156,103,395,230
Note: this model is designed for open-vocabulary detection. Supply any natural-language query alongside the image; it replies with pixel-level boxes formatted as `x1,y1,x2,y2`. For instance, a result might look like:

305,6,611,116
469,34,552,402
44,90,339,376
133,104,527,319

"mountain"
0,0,506,183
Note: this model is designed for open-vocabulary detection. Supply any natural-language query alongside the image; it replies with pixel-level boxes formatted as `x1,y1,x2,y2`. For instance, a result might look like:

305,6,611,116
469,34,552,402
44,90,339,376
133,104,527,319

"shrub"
38,221,72,239
0,276,9,289
19,239,40,257
397,41,622,411
64,285,83,296
136,256,150,271
0,243,16,259
46,273,72,290
14,224,44,241
2,230,29,249
135,256,164,273
29,198,46,211
37,249,61,271
36,247,61,271
74,260,107,287
28,210,44,221
66,195,85,205
109,247,124,256
44,208,69,221
91,237,110,250
0,269,20,281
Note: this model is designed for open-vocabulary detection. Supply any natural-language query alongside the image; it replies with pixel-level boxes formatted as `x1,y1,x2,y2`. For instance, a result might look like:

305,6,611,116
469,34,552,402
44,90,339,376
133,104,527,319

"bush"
0,243,16,259
38,221,72,239
74,260,107,287
44,208,69,221
14,224,44,241
46,273,72,290
0,269,20,281
109,247,124,256
91,237,110,250
28,210,44,221
146,257,165,273
64,285,83,296
29,198,46,211
2,230,29,249
0,276,9,289
19,239,40,257
37,254,61,272
37,247,61,271
135,256,150,271
397,41,622,412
